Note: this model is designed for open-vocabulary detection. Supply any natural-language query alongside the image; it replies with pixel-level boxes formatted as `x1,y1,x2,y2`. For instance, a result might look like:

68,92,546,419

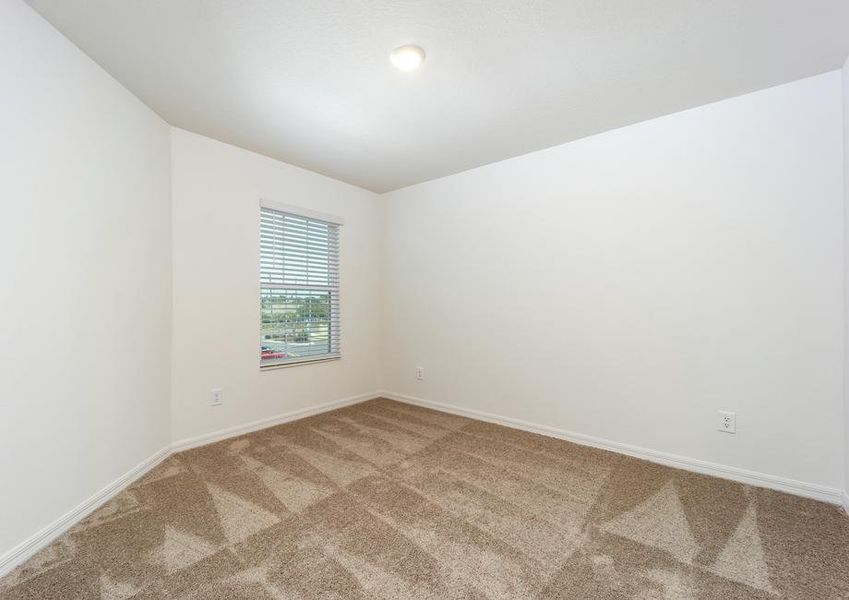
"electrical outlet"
210,388,224,406
415,366,424,381
718,410,736,434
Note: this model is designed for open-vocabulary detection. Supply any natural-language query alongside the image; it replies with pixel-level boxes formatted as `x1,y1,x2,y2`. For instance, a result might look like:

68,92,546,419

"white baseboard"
843,491,849,516
170,391,378,453
0,391,379,578
377,390,845,506
0,445,171,578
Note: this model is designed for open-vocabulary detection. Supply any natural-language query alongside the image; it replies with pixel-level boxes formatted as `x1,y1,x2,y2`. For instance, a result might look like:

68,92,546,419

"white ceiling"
25,0,849,193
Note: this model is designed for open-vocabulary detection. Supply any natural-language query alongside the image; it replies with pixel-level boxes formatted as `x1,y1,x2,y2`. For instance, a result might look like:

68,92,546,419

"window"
260,202,341,367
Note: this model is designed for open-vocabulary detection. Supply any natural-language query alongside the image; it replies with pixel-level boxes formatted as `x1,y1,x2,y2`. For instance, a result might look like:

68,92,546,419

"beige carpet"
2,398,848,599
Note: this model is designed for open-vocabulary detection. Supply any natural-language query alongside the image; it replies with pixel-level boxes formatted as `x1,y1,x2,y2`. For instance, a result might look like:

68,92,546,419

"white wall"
0,0,172,559
170,129,382,442
382,72,845,490
843,57,849,505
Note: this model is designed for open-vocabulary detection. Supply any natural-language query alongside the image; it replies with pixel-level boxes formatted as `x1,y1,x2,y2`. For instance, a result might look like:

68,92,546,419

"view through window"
260,205,340,366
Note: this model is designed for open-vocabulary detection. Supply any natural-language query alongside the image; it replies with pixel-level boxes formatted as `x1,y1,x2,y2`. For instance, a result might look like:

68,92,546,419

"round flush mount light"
390,45,425,72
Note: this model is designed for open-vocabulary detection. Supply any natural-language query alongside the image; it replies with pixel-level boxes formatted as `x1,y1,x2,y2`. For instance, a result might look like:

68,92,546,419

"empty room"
2,0,849,598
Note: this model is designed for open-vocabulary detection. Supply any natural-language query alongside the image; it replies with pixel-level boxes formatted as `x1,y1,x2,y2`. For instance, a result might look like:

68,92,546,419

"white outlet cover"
210,388,223,406
718,410,736,434
415,367,424,380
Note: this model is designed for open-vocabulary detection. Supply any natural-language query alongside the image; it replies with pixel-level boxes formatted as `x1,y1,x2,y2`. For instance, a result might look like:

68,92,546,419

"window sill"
260,355,341,371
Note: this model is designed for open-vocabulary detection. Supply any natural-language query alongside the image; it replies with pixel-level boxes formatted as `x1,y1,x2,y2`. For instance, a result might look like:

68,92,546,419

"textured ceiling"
24,0,849,192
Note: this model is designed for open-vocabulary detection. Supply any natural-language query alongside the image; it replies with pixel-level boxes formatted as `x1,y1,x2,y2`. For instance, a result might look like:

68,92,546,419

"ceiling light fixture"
390,45,425,72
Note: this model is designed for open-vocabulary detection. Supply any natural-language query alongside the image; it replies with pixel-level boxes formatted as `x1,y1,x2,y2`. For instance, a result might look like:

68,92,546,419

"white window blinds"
260,204,340,366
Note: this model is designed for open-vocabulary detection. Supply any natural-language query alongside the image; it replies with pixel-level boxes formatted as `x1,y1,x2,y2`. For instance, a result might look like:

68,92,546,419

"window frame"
259,199,343,370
